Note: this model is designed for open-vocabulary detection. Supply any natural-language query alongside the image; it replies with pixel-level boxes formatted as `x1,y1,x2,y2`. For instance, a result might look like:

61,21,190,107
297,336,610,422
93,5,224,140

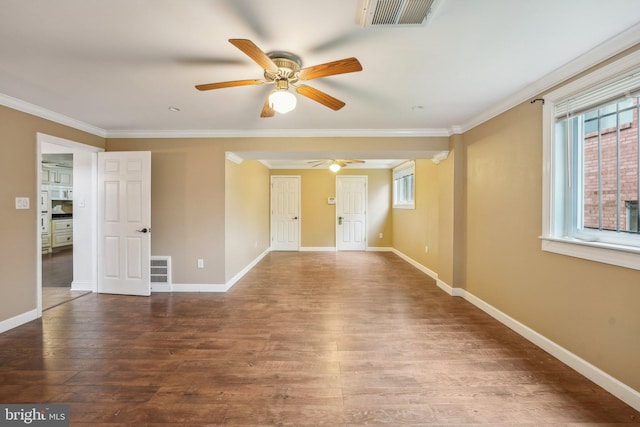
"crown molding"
104,128,451,139
225,152,244,164
459,22,640,134
431,150,450,164
0,93,106,138
0,91,450,139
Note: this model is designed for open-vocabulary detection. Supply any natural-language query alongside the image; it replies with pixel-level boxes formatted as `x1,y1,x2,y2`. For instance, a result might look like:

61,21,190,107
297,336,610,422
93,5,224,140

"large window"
393,161,415,209
542,53,640,270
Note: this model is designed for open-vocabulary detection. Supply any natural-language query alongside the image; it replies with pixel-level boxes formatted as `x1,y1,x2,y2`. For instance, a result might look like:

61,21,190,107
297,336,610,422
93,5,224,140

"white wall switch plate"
15,197,30,209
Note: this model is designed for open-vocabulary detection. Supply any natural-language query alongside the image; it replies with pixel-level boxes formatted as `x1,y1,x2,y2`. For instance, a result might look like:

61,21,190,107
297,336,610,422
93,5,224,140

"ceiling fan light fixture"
269,79,296,114
269,89,296,114
329,161,341,173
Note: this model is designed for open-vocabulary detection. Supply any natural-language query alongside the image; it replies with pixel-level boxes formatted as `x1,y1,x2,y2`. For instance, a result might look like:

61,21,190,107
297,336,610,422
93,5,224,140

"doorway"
37,134,102,314
41,152,81,310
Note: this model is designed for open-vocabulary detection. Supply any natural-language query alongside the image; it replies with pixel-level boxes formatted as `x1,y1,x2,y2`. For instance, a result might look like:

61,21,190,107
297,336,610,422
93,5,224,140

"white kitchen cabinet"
51,167,72,185
42,167,52,184
43,166,72,186
51,218,73,248
41,213,50,252
40,190,49,212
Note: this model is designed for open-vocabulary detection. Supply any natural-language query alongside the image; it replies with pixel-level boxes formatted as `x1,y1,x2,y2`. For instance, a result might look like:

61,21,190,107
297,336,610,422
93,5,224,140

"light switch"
15,197,30,209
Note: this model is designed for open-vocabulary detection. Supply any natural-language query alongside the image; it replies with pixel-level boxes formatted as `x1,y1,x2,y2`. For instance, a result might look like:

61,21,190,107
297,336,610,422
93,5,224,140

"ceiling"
2,0,640,169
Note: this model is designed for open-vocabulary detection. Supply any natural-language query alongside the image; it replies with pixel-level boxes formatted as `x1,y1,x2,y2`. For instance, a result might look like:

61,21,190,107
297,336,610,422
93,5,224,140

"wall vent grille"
150,256,171,291
360,0,437,27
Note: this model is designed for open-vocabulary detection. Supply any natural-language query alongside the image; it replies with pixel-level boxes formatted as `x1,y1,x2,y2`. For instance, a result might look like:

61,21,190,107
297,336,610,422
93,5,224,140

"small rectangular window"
542,54,640,270
393,161,415,209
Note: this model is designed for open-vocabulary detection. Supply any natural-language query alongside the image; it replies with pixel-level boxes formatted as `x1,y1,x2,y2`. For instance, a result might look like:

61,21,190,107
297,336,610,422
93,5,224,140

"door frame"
36,133,103,316
335,175,368,251
270,175,301,251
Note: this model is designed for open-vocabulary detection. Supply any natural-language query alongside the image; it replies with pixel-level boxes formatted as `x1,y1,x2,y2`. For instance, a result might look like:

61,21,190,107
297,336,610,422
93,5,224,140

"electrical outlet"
197,258,204,269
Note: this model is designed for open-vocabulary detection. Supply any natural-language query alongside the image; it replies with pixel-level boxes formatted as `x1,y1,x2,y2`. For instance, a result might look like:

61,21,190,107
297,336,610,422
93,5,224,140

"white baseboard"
390,248,438,281
166,249,270,293
300,247,336,252
171,283,230,292
435,278,465,297
71,280,94,292
0,309,39,334
390,248,640,412
456,286,640,412
225,249,269,289
150,283,172,292
300,246,394,252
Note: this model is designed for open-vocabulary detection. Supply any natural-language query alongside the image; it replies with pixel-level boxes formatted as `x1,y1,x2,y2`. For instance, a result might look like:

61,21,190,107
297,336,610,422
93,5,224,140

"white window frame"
393,160,415,209
541,50,640,271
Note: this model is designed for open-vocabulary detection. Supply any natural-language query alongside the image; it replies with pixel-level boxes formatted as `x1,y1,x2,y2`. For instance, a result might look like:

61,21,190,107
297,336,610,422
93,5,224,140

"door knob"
293,216,298,220
136,227,151,233
338,216,343,225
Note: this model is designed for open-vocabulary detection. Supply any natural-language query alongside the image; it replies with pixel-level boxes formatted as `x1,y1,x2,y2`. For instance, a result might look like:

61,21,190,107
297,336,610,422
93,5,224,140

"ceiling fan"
308,159,365,172
196,39,363,117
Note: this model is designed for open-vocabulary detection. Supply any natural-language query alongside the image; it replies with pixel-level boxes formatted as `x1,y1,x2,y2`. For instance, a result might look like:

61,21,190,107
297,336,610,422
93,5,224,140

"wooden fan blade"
260,96,275,118
296,85,345,111
195,79,264,91
337,161,348,167
307,160,326,166
298,57,362,81
344,160,365,164
229,39,278,72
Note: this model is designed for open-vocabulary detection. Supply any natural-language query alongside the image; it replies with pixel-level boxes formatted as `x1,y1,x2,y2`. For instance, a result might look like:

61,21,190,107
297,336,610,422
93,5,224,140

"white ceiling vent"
359,0,437,27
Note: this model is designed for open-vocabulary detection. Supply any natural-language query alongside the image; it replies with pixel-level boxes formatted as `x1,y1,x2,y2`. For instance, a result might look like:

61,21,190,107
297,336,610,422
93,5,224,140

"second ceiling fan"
196,39,363,117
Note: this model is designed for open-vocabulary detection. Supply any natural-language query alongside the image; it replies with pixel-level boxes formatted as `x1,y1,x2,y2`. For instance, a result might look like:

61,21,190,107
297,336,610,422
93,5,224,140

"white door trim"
36,133,103,316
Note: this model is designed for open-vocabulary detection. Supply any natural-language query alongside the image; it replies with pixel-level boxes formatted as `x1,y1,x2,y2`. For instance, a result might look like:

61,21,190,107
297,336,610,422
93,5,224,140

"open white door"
271,176,300,251
336,175,367,251
97,151,151,296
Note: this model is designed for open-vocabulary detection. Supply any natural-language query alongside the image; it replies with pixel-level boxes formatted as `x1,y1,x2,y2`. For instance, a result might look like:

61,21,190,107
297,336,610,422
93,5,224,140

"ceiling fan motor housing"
265,53,302,83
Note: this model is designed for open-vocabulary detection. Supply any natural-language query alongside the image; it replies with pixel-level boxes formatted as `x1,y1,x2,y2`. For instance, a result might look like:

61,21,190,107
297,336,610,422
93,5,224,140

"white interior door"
271,176,300,251
336,176,367,251
97,151,151,296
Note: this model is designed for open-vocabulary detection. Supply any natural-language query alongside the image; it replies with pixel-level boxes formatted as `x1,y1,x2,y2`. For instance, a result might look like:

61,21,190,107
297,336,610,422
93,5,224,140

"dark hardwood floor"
1,251,638,425
42,247,89,311
42,247,73,287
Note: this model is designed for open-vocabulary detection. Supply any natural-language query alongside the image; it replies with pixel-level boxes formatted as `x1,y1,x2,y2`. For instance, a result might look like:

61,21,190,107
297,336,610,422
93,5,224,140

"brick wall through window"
582,101,639,232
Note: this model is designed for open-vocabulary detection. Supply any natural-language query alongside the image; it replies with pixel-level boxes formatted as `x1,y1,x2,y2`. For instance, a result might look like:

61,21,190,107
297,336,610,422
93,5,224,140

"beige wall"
225,159,270,281
462,100,640,391
436,149,455,286
272,169,392,248
106,138,227,285
0,106,104,323
392,159,451,276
